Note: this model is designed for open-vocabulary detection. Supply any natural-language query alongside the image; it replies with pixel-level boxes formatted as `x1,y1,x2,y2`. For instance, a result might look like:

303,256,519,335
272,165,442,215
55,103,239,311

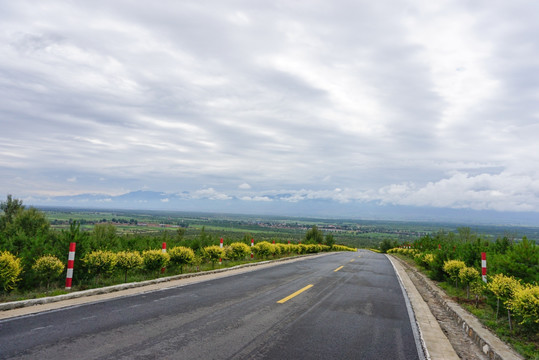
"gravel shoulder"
390,255,523,360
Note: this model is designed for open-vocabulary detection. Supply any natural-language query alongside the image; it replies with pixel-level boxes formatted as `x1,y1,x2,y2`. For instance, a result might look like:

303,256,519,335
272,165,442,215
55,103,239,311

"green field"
40,207,539,248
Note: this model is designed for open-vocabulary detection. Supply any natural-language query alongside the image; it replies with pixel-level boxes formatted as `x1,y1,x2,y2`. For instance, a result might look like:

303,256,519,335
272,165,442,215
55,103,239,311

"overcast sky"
1,0,539,216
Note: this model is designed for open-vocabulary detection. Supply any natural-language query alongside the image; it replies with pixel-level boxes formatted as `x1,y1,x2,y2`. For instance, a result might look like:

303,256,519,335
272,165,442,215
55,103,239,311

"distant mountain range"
17,190,539,227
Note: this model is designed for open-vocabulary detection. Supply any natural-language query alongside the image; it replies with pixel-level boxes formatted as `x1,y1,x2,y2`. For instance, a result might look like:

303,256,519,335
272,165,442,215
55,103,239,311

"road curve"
0,251,423,359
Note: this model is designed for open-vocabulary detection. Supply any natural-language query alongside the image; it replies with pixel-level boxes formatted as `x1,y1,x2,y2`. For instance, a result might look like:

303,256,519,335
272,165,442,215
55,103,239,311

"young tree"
142,249,169,276
90,223,118,251
116,251,143,282
459,266,479,299
32,255,64,289
507,284,539,332
488,273,521,329
201,245,225,268
168,246,195,273
304,225,324,244
470,280,486,308
324,234,336,247
379,239,393,253
443,260,466,288
83,250,117,284
227,242,250,260
0,194,23,229
253,241,274,259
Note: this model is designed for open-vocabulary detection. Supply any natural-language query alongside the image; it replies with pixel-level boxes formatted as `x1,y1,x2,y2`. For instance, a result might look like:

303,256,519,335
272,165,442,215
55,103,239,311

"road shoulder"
388,254,460,360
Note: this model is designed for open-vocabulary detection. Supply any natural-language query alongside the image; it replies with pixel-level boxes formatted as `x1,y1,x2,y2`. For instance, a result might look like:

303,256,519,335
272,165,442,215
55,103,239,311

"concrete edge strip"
386,255,429,360
0,253,327,312
392,256,524,360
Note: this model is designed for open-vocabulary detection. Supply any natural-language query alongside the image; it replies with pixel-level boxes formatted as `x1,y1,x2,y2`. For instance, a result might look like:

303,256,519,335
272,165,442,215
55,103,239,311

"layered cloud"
1,0,538,218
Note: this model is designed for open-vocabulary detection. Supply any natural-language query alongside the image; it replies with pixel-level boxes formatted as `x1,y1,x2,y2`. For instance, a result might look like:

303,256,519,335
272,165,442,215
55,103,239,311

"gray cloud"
1,0,538,216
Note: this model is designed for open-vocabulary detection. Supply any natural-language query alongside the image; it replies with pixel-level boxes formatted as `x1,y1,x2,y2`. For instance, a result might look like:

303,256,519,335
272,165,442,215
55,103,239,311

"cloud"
1,1,538,217
377,172,539,212
193,188,232,201
240,196,272,202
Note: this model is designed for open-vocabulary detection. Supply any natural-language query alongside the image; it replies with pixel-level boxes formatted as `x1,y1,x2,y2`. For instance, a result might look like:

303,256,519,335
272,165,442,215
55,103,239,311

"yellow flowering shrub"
443,260,466,287
507,284,539,329
32,255,64,288
0,251,23,292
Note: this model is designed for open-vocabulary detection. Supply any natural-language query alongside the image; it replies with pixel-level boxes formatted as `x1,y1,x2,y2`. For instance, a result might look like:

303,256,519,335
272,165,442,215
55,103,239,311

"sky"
1,1,539,222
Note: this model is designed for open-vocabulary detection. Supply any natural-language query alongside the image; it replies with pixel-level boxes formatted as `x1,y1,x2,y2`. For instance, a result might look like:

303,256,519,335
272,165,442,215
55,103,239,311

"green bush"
0,251,23,292
32,255,64,288
168,246,195,272
142,249,170,275
115,251,143,282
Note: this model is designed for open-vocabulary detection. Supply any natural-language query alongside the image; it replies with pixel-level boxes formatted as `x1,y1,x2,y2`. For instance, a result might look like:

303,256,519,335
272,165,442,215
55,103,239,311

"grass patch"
392,254,538,360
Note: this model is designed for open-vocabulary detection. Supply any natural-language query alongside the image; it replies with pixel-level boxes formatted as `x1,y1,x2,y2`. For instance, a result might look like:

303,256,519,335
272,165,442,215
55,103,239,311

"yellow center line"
349,259,355,262
334,265,344,272
277,284,314,304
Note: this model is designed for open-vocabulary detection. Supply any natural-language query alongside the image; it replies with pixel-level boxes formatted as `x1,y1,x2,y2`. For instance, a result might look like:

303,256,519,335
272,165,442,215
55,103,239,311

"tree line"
0,195,354,295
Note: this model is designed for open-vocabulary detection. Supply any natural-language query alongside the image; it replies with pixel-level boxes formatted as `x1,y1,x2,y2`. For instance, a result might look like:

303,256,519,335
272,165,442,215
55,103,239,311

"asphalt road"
0,250,423,359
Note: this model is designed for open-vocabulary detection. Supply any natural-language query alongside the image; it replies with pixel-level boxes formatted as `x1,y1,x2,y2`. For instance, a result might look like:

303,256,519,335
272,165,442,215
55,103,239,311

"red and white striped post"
481,252,487,283
65,242,76,290
438,244,441,250
161,242,167,273
219,238,223,265
251,238,254,258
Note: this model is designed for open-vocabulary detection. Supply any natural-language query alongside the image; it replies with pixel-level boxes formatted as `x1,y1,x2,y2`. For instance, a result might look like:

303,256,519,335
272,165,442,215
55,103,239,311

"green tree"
324,234,336,247
176,227,186,241
492,237,538,284
32,255,64,289
1,204,51,258
90,223,118,251
0,251,23,292
0,194,23,231
304,225,324,244
379,239,393,253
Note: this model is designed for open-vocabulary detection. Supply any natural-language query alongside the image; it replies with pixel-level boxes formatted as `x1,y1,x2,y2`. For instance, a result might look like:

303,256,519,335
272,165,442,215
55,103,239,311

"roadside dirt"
399,259,489,360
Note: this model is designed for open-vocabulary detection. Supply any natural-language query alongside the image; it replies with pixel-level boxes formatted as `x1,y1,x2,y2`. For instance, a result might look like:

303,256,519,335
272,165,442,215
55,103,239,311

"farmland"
42,206,539,249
